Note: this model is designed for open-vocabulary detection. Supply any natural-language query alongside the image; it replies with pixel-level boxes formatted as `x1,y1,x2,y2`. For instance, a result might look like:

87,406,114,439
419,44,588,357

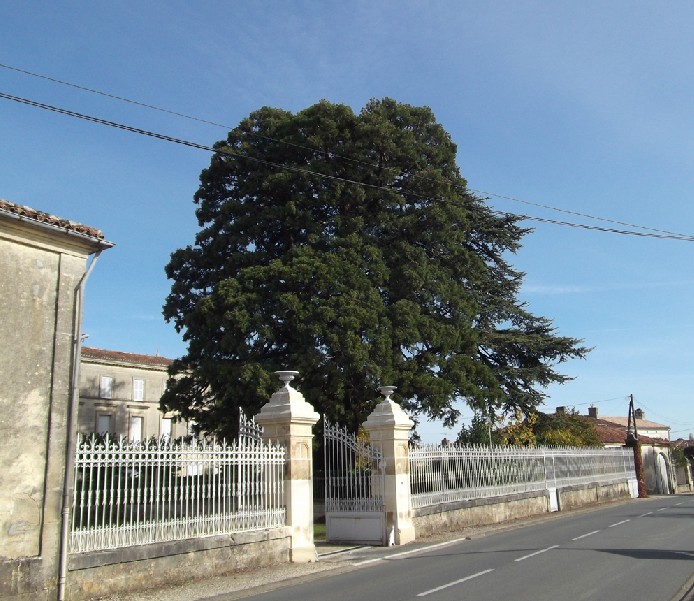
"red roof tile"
0,198,109,242
582,417,669,446
81,346,174,367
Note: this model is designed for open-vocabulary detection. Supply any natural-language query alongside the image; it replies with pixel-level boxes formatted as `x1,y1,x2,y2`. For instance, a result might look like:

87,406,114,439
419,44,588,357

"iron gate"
323,418,386,545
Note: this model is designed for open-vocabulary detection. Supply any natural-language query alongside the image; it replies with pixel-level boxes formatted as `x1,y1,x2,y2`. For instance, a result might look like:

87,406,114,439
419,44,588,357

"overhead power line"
0,62,232,130
0,91,448,194
2,61,692,241
3,89,694,243
500,212,694,241
474,189,688,240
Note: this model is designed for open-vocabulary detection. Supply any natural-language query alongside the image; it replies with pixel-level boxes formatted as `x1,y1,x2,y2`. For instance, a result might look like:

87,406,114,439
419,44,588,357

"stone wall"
413,480,633,538
413,491,550,538
66,528,290,601
557,479,631,511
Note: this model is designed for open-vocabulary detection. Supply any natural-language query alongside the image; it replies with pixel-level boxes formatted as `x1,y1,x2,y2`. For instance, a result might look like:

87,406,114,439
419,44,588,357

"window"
100,376,113,399
97,414,112,434
133,378,145,402
161,418,172,441
130,415,143,442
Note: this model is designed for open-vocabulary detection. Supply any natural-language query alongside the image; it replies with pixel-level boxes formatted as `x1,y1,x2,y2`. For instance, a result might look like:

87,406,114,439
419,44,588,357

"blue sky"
2,2,693,442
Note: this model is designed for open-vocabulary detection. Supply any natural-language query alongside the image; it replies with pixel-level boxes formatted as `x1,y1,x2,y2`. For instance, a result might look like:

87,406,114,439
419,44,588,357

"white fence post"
255,371,320,563
362,386,415,545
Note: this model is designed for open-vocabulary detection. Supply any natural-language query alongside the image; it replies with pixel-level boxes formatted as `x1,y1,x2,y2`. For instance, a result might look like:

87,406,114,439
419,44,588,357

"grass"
314,523,326,541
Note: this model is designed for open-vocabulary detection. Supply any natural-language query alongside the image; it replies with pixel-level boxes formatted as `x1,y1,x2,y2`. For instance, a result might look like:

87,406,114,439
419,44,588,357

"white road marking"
417,569,495,597
608,519,630,528
657,507,668,512
639,511,654,517
352,558,381,566
572,530,600,541
351,536,469,566
515,545,559,562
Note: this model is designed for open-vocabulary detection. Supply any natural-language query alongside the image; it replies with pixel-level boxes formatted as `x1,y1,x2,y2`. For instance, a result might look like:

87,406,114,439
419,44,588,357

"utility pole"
625,394,648,498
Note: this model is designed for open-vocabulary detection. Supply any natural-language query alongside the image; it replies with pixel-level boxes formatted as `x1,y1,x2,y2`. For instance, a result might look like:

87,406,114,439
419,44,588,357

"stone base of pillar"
290,544,317,563
396,523,416,546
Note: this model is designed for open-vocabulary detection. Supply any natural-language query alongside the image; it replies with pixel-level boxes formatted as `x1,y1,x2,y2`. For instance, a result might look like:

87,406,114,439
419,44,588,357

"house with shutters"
78,346,192,442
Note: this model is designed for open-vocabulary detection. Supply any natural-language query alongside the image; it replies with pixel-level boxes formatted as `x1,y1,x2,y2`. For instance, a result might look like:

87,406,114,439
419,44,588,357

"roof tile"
0,198,107,241
81,346,174,367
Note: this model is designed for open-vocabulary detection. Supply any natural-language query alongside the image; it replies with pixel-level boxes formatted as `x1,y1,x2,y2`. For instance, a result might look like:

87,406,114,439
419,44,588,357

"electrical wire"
5,65,692,437
4,88,694,243
0,91,401,192
2,61,691,240
547,396,625,410
0,62,361,160
0,62,232,129
3,61,694,242
498,212,694,241
474,189,689,239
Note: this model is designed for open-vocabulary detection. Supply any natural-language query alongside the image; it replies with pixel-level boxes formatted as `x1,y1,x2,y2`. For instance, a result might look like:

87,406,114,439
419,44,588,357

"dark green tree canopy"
163,98,589,437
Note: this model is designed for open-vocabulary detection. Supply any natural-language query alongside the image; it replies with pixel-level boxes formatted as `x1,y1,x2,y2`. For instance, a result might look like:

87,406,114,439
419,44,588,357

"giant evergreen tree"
162,98,588,437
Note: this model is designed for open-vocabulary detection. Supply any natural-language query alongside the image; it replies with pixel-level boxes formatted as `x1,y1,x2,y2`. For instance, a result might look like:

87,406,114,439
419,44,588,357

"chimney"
556,406,566,415
634,408,644,420
588,406,598,418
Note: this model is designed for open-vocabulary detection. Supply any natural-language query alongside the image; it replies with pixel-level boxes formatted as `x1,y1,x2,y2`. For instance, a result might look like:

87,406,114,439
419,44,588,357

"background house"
78,347,191,442
584,407,674,495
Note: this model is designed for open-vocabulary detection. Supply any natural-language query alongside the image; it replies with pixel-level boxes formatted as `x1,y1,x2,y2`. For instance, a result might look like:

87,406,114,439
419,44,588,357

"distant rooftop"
597,416,670,430
586,417,669,446
0,198,112,245
82,346,174,368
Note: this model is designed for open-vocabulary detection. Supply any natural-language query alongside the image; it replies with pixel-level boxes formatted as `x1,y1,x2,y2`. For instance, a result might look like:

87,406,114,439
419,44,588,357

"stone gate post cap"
256,369,319,425
363,385,414,430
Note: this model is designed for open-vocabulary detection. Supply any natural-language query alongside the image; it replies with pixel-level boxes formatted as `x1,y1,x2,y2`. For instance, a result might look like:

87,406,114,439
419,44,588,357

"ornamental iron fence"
409,444,636,510
70,434,285,553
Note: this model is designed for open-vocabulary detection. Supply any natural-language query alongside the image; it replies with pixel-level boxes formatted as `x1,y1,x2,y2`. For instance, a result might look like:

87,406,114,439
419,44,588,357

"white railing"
545,447,635,488
70,435,286,553
323,418,385,513
409,444,635,510
239,408,264,443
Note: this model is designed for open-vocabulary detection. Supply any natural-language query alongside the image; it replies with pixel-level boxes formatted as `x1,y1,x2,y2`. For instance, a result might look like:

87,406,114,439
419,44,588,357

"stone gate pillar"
256,371,320,562
362,386,415,545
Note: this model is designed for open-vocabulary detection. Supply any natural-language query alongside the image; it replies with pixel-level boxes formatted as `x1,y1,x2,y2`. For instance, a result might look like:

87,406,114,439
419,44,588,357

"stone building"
78,346,191,441
0,199,113,600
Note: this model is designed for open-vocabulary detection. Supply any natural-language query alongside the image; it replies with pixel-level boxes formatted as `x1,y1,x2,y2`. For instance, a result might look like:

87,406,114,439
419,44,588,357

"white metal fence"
409,444,636,510
323,418,385,513
70,434,286,553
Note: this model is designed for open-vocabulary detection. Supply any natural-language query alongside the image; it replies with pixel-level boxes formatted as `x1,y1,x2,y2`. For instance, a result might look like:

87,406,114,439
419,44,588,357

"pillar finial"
378,385,397,401
274,370,299,388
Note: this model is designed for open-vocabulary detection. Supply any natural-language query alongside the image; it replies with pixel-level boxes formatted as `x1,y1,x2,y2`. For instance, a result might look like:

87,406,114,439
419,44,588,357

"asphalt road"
231,494,694,601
